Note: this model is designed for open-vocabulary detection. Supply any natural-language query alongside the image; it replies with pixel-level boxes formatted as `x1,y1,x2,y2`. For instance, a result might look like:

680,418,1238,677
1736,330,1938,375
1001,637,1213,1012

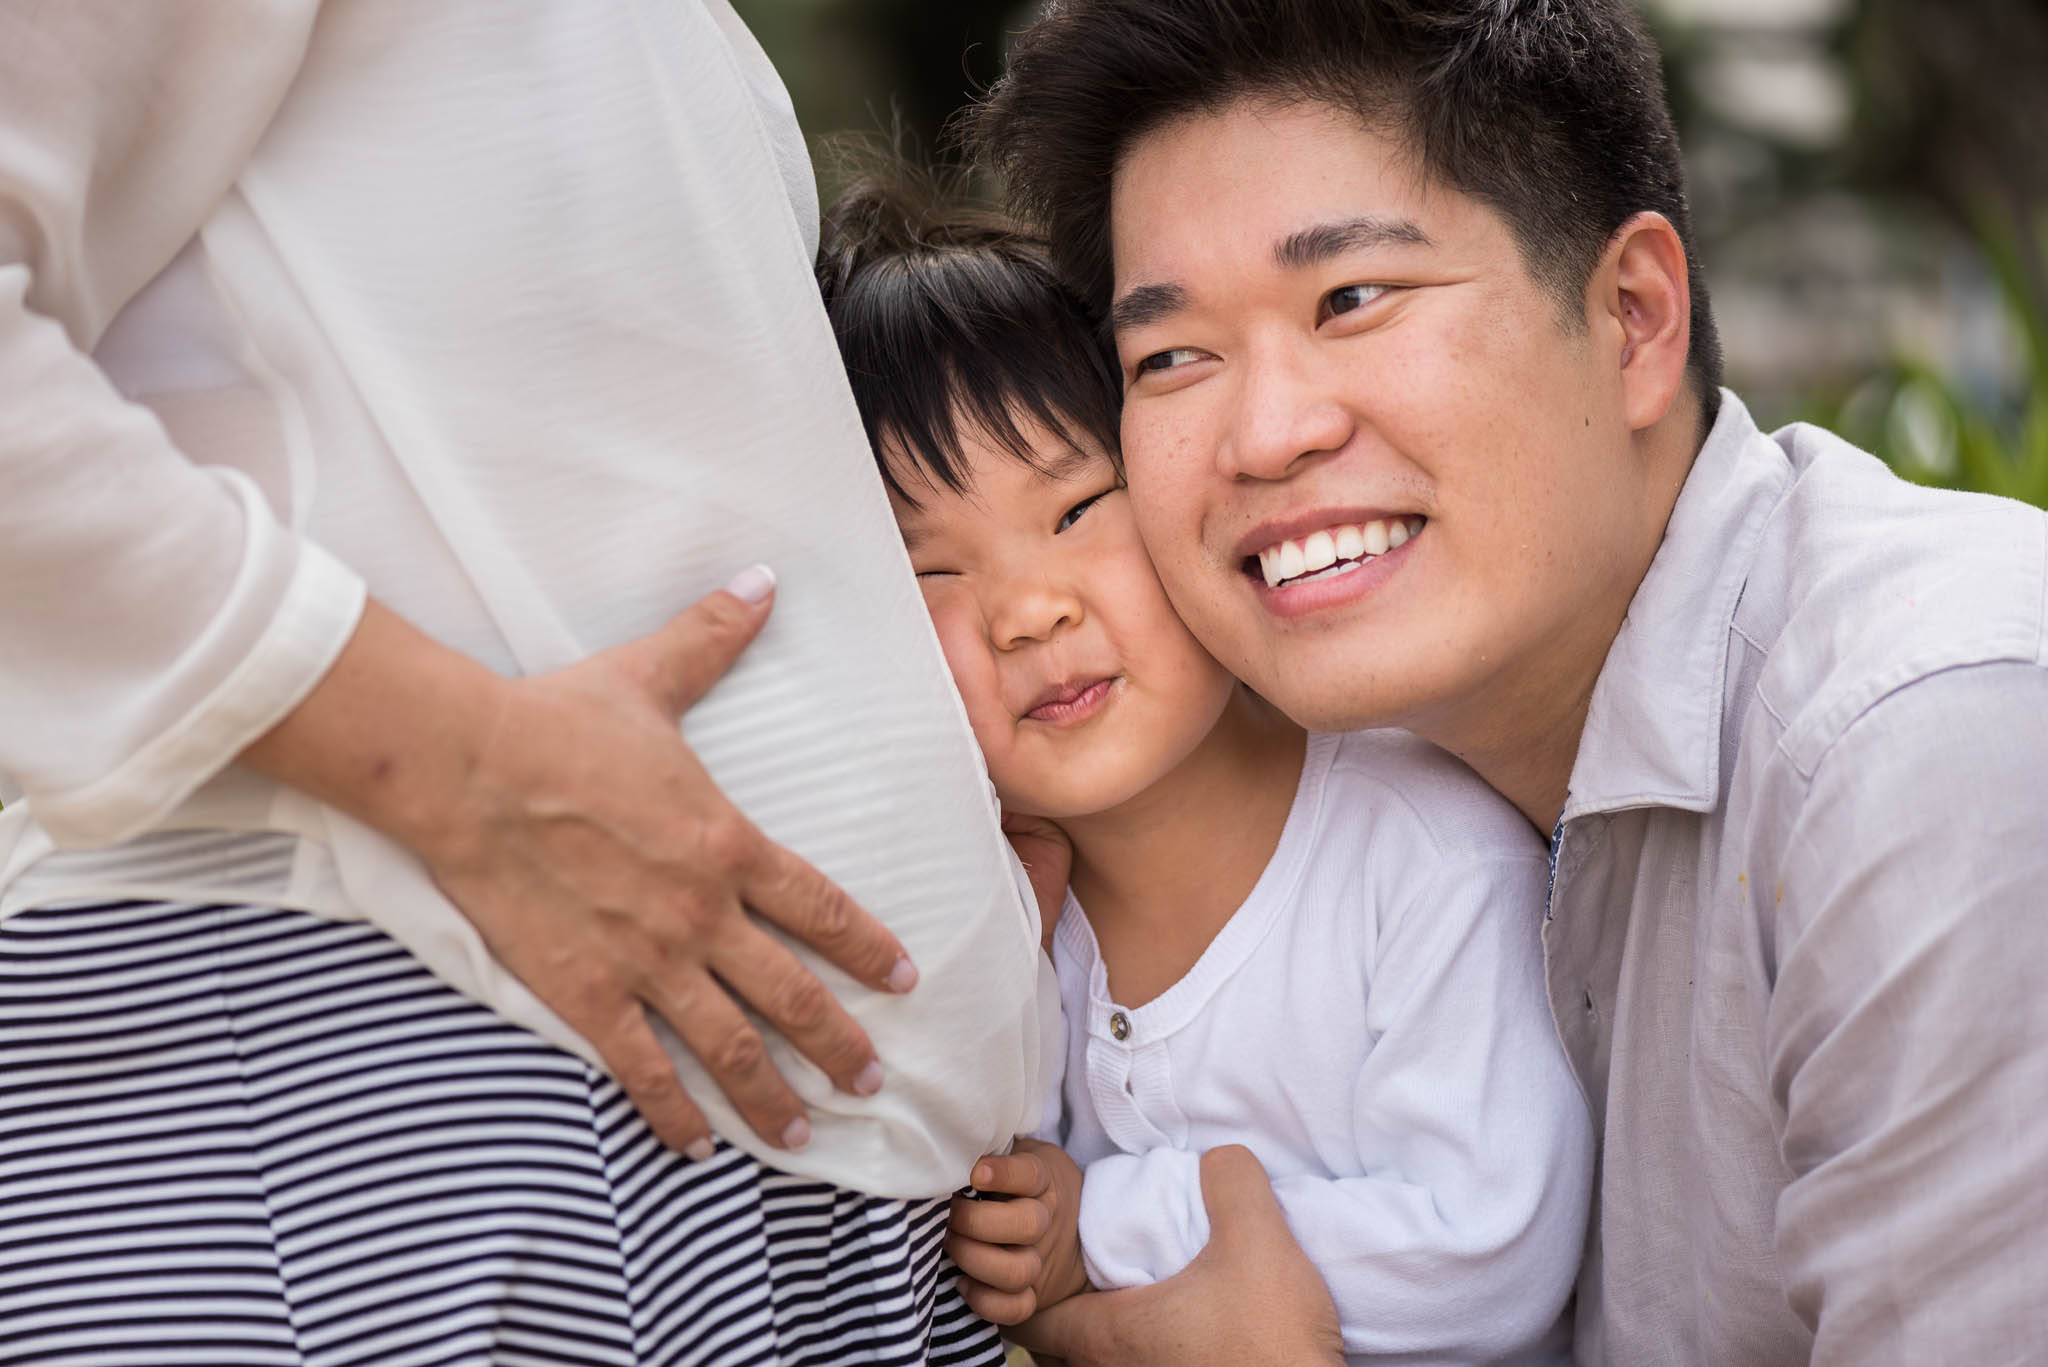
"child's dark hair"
817,161,1124,508
970,0,1722,429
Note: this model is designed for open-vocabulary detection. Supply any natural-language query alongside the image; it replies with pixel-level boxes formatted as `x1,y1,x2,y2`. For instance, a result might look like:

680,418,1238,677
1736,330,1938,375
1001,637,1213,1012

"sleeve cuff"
1077,1147,1211,1291
34,515,366,848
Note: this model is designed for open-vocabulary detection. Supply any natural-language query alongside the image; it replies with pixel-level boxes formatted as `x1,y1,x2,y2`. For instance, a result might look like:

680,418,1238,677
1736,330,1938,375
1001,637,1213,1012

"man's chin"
1236,668,1406,735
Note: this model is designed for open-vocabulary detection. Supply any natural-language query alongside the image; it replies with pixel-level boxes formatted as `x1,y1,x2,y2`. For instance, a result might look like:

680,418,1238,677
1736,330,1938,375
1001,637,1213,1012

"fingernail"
886,956,919,993
780,1116,812,1151
853,1060,885,1096
973,1163,993,1188
685,1137,716,1162
724,563,777,605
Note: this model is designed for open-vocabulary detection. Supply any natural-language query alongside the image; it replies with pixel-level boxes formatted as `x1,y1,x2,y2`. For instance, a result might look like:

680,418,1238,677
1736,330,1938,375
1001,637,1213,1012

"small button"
1109,1010,1131,1041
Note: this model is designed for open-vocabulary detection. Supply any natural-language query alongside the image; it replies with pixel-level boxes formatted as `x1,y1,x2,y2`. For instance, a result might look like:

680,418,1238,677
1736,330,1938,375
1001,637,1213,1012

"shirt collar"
1562,391,1794,822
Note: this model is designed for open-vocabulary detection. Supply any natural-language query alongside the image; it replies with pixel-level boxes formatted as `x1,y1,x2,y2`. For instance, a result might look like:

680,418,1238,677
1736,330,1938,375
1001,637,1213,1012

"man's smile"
1248,515,1427,589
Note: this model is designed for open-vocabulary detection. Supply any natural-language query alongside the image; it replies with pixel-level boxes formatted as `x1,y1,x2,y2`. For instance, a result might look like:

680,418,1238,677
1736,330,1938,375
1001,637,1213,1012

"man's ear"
1598,212,1692,432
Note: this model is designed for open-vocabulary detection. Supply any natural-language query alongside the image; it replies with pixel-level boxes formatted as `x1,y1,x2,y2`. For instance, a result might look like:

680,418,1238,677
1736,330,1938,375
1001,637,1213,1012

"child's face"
893,420,1239,820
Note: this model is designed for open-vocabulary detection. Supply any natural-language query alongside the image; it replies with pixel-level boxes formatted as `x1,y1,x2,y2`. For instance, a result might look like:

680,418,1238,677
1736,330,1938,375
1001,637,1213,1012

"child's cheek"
928,604,1011,757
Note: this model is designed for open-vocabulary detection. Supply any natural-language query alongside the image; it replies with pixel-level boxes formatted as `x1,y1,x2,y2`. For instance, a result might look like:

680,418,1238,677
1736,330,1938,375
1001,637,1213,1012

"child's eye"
1322,282,1388,322
1135,347,1201,375
1057,492,1108,533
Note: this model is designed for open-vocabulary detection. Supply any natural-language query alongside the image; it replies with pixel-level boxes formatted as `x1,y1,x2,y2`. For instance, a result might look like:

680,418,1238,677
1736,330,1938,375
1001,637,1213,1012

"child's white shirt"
1041,729,1595,1365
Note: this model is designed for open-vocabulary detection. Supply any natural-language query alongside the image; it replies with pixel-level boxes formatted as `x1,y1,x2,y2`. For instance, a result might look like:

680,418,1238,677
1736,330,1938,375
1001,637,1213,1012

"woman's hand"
946,1137,1090,1323
1008,1145,1345,1367
241,567,915,1159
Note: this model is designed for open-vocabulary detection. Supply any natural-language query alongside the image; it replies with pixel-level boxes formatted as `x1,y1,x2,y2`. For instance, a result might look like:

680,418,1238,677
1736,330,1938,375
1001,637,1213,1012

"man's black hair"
970,0,1723,426
817,161,1125,507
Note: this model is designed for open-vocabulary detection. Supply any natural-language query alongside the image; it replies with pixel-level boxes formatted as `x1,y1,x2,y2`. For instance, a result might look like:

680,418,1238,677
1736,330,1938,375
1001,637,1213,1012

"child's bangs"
819,173,1123,509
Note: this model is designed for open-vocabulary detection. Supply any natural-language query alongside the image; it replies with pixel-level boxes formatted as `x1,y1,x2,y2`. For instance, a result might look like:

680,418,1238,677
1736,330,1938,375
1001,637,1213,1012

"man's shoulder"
1323,729,1546,865
1740,422,2048,779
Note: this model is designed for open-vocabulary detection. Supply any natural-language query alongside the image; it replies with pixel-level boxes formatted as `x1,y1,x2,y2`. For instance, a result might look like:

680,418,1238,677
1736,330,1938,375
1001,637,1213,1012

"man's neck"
1418,647,1601,836
1425,396,1708,833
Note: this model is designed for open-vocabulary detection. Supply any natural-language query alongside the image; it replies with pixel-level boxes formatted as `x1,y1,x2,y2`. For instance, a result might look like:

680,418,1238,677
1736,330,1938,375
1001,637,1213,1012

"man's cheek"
1123,459,1198,560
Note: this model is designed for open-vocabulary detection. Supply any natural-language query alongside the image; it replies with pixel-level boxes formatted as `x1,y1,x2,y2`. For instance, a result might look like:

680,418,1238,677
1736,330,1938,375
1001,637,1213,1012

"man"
974,1,2048,1363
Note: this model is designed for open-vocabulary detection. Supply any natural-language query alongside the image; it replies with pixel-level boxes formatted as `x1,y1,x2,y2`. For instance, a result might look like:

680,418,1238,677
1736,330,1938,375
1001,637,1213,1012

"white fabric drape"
0,0,1055,1199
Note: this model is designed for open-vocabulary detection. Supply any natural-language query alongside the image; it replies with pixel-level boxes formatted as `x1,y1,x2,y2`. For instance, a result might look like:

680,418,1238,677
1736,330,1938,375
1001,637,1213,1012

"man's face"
1110,98,1655,738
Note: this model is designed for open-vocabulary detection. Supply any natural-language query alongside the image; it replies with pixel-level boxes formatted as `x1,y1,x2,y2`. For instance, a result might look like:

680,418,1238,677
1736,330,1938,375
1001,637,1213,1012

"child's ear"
1596,212,1692,432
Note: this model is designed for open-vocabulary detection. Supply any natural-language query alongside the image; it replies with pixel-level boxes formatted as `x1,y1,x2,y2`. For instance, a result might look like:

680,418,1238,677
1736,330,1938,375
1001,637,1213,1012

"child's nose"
991,578,1083,649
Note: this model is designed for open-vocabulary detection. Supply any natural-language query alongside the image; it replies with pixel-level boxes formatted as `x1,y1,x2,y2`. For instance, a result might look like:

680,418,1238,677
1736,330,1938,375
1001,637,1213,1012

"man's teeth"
1302,529,1336,573
1258,517,1423,588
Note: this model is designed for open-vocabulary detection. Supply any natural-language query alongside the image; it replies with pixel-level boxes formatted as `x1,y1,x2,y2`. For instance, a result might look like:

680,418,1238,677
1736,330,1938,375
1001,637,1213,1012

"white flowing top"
0,0,1056,1199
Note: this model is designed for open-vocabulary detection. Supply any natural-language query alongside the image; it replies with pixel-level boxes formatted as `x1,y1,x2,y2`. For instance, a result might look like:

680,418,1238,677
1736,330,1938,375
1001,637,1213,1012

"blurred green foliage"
1820,213,2048,507
1819,0,2047,505
1662,0,2048,505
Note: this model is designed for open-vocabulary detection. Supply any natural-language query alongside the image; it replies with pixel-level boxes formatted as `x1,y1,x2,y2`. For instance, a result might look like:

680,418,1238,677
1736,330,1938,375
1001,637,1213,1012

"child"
817,175,1594,1365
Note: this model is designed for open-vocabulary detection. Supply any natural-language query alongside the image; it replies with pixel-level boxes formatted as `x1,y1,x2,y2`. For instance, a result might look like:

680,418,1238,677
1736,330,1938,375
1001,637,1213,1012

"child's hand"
946,1137,1089,1323
1001,811,1072,952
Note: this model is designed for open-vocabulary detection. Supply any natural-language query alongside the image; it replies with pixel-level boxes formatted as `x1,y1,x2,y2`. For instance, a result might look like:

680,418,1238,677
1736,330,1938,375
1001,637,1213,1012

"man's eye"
1057,492,1108,532
1324,283,1388,320
913,568,955,580
1135,347,1201,375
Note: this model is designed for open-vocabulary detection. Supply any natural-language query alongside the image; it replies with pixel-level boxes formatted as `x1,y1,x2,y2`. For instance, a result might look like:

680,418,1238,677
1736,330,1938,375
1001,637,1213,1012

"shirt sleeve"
1075,851,1595,1361
1770,661,2048,1366
0,2,365,847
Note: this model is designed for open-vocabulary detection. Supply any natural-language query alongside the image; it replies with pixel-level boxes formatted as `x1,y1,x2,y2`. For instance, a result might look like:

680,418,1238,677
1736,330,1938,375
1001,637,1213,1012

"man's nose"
1217,340,1355,481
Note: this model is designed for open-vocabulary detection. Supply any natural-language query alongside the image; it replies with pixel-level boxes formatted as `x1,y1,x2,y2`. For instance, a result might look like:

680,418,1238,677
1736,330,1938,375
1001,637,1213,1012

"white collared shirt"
1552,392,2048,1364
0,0,1055,1199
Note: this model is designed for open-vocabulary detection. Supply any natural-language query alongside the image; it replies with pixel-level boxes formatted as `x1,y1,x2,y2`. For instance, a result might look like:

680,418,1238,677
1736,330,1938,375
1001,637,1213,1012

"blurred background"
732,0,2048,506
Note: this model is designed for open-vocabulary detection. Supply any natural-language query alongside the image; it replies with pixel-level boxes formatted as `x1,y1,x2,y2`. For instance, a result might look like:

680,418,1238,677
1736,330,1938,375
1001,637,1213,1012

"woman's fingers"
611,568,779,716
635,958,820,1152
698,916,883,1099
581,996,719,1158
606,567,918,999
738,827,916,995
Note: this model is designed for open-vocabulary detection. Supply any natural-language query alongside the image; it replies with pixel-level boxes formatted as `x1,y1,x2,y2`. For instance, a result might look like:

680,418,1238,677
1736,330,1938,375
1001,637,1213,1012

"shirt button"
1109,1010,1131,1041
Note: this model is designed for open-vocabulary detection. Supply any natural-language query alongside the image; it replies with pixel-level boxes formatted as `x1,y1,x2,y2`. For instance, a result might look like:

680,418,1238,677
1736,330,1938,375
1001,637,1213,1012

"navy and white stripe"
0,900,1003,1366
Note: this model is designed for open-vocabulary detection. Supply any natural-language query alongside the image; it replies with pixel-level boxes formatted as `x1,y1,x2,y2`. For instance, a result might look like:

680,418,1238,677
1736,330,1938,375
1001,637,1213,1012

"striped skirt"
0,899,1004,1366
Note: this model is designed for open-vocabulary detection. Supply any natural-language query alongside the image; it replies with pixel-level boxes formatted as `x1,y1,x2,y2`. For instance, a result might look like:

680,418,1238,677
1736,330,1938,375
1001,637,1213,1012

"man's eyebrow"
1273,215,1431,271
1110,217,1430,333
1109,282,1191,333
